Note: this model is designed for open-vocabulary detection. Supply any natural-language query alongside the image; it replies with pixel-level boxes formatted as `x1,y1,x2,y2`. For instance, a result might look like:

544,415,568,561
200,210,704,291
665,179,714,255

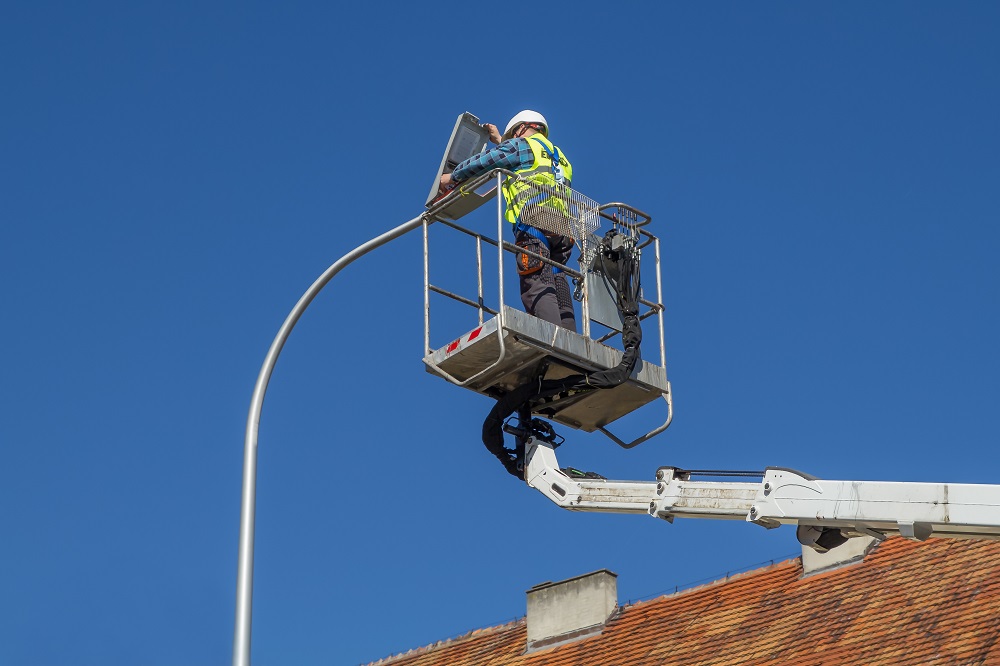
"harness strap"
514,222,550,246
529,137,559,171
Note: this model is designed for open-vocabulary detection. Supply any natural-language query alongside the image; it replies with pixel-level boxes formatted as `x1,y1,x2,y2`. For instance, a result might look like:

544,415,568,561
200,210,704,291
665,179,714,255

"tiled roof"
365,538,1000,666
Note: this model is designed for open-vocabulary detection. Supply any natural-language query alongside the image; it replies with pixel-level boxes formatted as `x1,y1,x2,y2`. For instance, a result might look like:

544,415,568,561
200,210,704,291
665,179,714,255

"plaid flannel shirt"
449,138,534,184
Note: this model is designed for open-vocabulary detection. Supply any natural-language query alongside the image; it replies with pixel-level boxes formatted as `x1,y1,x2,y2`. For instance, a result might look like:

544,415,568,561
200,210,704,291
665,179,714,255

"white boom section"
524,440,1000,545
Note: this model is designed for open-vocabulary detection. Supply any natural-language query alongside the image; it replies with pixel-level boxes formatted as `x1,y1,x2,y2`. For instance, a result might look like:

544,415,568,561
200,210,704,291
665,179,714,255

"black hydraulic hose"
482,231,643,478
482,382,538,478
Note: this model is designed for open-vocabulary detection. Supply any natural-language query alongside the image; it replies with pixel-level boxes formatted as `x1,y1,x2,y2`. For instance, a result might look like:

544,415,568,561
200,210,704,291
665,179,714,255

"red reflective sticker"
446,340,460,353
468,326,483,342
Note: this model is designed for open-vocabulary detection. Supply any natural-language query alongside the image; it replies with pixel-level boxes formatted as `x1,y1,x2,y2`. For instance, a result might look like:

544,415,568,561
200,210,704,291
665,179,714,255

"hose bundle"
483,230,643,478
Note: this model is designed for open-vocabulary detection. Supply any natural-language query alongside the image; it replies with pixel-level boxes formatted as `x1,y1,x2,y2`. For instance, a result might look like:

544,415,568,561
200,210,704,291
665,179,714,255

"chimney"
800,530,880,576
525,570,618,652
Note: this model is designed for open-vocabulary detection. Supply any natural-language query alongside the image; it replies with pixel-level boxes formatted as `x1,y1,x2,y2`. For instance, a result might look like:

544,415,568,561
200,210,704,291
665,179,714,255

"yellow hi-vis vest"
502,134,574,228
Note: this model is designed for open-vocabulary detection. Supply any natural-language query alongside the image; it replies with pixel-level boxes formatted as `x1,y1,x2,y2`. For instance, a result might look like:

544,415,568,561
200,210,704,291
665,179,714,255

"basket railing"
424,169,666,369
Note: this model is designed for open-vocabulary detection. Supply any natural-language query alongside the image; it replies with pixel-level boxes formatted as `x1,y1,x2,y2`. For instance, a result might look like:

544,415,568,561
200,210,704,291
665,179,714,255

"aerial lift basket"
423,167,671,449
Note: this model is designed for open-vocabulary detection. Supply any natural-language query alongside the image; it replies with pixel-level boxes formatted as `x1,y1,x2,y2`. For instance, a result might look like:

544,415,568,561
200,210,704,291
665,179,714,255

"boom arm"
524,440,1000,549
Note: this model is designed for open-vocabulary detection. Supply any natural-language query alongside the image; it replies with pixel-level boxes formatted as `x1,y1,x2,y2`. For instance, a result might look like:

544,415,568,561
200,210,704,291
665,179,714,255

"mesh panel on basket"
516,181,602,258
580,232,604,268
578,206,643,267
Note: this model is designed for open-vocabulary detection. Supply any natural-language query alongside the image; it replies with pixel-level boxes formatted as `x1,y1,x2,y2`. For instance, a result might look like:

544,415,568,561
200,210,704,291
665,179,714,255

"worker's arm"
439,138,530,191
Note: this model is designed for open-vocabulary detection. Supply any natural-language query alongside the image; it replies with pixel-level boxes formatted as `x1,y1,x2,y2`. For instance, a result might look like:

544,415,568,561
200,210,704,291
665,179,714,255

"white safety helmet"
503,110,548,140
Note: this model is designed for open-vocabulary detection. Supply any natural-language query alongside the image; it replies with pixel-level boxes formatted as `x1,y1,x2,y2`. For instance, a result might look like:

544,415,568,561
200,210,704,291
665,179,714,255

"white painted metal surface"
525,441,658,513
424,306,670,434
525,439,1000,544
749,468,1000,541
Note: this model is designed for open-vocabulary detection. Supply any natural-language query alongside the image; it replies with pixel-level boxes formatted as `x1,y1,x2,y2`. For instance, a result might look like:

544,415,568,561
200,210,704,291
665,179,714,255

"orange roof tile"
364,538,1000,666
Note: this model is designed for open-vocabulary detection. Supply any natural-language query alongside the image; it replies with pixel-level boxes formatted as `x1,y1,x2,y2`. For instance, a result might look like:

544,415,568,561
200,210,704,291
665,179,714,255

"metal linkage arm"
524,440,759,518
524,441,658,514
650,467,759,522
525,441,1000,546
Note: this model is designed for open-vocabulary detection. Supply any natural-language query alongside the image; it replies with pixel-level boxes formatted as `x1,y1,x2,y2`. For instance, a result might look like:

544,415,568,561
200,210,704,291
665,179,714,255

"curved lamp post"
232,214,426,666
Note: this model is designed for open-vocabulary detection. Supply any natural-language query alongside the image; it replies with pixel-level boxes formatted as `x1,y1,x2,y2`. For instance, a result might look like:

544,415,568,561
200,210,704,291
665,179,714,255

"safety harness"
509,136,572,274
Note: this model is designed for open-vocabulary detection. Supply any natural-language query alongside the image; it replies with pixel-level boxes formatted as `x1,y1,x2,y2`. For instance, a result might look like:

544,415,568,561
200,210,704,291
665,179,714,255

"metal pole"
496,172,505,327
423,219,431,354
233,214,427,666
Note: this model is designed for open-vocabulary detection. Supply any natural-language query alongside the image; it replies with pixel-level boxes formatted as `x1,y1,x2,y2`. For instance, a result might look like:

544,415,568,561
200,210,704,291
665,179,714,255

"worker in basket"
440,110,577,332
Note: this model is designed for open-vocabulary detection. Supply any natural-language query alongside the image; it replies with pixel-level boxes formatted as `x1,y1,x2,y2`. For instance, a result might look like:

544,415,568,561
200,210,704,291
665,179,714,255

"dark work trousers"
515,230,577,332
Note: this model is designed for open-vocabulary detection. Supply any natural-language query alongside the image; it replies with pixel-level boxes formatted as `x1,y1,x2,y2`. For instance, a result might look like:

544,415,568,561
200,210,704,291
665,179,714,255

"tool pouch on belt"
515,236,549,276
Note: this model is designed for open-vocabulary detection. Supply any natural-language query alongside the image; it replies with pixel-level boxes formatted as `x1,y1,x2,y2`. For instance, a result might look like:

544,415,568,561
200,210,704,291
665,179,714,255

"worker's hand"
439,173,454,192
484,123,502,144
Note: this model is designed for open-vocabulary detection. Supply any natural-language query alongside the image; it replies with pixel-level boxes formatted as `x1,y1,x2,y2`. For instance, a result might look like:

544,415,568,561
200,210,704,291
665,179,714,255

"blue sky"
2,2,999,665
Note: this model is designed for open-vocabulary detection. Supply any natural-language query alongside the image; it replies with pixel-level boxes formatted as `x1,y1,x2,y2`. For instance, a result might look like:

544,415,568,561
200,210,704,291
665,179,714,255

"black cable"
482,229,643,477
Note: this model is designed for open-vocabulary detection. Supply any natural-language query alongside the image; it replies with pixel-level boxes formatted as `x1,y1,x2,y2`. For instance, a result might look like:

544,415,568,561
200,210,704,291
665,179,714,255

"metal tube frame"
233,214,426,666
421,175,513,388
423,171,673,449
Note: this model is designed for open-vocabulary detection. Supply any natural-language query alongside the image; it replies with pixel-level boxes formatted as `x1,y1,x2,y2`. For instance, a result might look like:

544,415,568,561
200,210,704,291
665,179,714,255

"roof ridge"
358,539,1000,666
362,555,805,664
623,554,802,608
362,617,525,666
